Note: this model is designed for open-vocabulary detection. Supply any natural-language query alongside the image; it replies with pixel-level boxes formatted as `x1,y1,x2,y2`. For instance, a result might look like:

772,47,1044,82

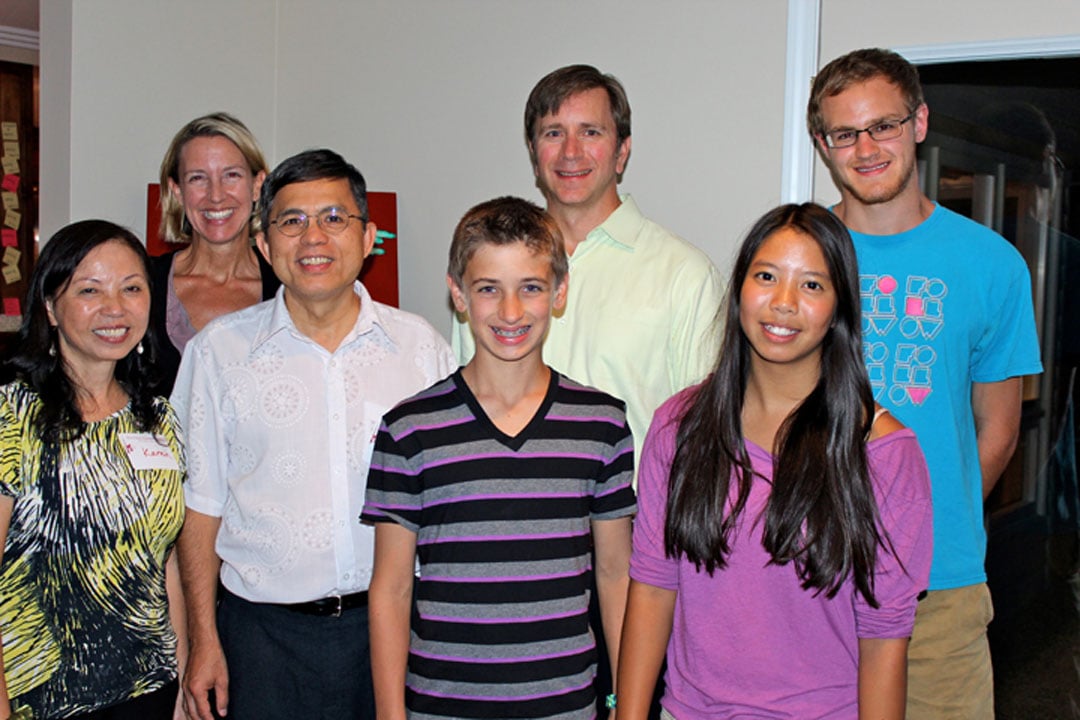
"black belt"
279,591,369,618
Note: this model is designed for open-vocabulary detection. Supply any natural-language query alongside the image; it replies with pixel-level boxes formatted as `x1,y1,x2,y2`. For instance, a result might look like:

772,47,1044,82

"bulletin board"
0,61,36,343
146,186,399,308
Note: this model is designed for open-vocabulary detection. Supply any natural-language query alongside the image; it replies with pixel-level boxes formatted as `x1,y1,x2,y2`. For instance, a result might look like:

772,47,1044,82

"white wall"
41,0,789,331
46,1,1080,331
811,0,1080,205
65,1,278,240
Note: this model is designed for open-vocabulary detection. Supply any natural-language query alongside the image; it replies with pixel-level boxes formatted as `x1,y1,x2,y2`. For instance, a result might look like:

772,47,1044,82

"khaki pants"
907,583,995,719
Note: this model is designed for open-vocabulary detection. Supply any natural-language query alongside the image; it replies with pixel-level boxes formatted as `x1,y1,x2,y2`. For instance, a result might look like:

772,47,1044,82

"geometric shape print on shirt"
862,272,946,407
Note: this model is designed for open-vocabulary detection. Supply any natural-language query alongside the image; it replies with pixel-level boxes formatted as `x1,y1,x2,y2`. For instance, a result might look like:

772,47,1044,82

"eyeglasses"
269,207,365,237
822,110,917,149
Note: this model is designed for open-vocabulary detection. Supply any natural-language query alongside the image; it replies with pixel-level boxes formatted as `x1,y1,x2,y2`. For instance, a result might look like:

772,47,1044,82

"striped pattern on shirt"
363,369,635,720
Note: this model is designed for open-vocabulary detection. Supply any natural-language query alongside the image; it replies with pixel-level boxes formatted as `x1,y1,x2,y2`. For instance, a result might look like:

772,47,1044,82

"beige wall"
64,1,278,240
821,0,1080,53
41,1,1080,331
41,0,789,330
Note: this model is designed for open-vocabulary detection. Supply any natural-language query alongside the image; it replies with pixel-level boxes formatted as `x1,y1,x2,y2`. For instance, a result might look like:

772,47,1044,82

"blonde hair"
158,112,268,244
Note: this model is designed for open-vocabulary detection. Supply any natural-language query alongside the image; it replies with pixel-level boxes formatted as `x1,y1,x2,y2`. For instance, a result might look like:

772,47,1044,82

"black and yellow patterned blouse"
0,381,185,719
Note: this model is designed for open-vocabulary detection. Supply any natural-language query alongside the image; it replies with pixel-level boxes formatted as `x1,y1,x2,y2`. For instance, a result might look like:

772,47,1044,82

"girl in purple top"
618,203,932,720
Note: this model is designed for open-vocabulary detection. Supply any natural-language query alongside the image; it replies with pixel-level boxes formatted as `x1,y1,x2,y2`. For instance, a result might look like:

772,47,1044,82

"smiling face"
739,227,837,378
169,135,265,246
257,177,376,310
448,240,567,369
817,76,928,208
47,239,150,382
530,87,630,218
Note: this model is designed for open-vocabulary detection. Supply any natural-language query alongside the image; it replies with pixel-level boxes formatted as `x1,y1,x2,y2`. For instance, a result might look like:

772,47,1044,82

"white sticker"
120,433,180,470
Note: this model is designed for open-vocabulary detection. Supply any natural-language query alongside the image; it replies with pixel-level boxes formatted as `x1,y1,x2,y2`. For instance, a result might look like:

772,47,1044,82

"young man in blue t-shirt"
808,48,1043,718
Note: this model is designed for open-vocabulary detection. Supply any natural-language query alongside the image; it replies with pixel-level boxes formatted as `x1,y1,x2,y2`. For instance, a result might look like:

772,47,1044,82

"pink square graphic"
905,297,925,317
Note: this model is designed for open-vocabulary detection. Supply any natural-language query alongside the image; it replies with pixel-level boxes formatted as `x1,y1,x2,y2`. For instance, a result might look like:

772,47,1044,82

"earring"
136,342,144,355
48,343,56,357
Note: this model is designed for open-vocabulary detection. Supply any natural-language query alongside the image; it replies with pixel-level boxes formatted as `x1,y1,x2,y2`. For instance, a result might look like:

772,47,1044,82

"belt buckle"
331,595,344,618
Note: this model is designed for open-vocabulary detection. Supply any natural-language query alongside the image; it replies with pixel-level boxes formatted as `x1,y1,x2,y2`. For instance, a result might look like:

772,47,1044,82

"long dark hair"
665,203,885,605
1,220,163,442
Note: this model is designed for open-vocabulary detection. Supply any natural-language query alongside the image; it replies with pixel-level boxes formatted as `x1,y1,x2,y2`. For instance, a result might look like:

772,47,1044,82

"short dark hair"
448,196,567,289
807,48,924,137
2,220,162,441
260,148,368,231
524,64,632,154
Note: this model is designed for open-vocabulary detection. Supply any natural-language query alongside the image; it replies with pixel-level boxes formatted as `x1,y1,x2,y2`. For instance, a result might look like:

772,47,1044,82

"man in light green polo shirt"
452,64,723,473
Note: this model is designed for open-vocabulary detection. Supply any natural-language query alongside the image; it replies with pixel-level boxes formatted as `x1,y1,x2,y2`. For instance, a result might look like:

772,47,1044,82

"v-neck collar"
452,368,559,451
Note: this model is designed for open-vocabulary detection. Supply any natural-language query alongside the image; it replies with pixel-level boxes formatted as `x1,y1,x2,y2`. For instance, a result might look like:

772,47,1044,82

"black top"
147,248,280,398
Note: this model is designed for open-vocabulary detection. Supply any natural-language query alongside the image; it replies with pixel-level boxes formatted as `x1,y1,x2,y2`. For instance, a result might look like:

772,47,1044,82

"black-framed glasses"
269,207,365,237
822,110,917,149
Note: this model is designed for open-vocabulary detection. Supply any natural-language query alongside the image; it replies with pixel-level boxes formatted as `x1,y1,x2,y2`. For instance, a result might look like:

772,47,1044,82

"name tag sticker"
120,433,180,470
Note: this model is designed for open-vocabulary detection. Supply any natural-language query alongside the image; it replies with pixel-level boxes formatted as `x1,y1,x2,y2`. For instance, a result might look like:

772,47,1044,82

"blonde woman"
151,113,279,394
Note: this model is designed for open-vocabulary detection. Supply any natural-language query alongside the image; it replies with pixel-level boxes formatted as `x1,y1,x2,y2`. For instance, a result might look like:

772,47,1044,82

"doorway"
918,55,1080,718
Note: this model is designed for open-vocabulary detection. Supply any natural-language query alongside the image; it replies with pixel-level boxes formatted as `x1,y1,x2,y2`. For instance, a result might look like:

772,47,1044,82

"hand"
173,686,187,720
183,639,229,719
371,229,394,257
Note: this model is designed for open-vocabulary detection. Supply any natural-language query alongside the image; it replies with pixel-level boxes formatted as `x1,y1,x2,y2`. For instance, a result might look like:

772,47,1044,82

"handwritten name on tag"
120,433,180,470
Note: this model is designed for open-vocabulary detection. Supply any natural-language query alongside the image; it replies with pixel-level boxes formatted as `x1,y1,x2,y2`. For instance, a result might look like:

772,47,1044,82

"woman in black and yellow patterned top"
0,220,185,719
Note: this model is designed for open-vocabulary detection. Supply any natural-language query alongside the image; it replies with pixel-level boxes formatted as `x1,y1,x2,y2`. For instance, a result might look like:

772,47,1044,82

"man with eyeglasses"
809,48,1041,718
171,148,456,720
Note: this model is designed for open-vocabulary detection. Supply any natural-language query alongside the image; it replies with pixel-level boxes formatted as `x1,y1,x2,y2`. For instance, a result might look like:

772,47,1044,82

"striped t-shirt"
362,369,636,720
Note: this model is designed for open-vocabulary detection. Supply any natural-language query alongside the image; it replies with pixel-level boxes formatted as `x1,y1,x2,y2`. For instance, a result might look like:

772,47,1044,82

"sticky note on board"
2,263,20,284
3,246,20,265
2,297,19,315
0,123,15,141
1,157,17,175
0,229,14,247
2,142,18,159
2,191,16,210
1,175,18,193
4,209,20,230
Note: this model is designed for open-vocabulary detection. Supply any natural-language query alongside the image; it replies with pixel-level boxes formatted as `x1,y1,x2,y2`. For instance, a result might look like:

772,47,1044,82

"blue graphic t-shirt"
850,204,1042,590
